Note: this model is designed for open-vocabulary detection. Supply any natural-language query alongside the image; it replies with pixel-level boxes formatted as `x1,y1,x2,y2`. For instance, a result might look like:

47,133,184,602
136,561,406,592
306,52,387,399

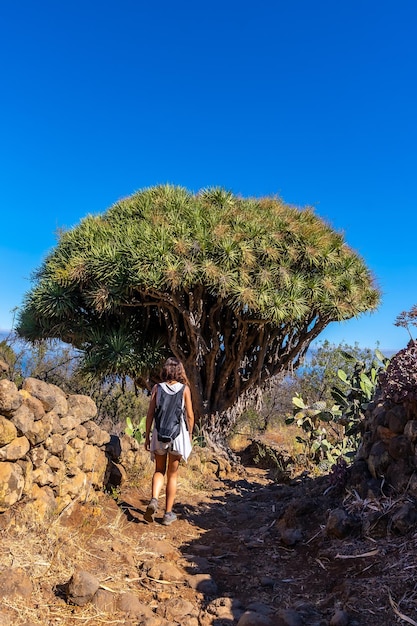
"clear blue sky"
1,0,416,353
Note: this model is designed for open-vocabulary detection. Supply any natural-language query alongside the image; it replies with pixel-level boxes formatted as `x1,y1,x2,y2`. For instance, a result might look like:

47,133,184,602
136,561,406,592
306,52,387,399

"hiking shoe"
162,511,177,526
144,498,158,523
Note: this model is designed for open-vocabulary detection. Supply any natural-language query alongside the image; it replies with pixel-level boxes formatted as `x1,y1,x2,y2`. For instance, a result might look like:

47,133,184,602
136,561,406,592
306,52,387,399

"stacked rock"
357,340,417,496
0,377,113,519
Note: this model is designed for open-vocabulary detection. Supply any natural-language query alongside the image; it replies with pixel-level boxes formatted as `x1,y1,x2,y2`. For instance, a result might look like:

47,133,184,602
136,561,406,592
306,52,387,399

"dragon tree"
17,185,380,440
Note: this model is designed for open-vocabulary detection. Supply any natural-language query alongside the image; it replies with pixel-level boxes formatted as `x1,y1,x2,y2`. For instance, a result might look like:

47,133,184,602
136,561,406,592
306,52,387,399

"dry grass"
229,420,304,454
0,444,224,624
0,500,137,624
1,500,185,624
227,432,252,452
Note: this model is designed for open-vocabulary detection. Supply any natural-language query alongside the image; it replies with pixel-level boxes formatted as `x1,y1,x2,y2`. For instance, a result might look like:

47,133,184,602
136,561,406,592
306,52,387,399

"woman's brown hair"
161,357,189,385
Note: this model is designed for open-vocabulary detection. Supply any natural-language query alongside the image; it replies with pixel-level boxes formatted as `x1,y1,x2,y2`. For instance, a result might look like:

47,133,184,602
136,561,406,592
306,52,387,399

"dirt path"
1,462,415,625
116,464,417,626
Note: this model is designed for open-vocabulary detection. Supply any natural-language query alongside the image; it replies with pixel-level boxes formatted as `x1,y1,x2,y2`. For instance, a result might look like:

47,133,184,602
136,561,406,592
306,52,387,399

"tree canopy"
17,185,380,428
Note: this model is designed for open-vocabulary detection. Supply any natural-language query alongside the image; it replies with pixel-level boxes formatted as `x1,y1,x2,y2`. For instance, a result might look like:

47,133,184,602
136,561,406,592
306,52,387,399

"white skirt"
150,416,192,462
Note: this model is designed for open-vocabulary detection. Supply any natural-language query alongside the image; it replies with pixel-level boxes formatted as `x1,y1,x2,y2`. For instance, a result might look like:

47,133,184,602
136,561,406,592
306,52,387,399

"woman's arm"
144,385,157,451
184,385,195,438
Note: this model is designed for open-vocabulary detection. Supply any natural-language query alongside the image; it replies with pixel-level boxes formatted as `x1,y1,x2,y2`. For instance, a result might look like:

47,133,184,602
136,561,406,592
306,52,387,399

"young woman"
144,357,195,525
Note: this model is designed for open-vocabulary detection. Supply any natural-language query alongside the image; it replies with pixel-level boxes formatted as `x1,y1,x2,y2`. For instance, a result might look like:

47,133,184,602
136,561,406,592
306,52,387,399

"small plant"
394,306,417,341
125,415,147,444
192,423,207,448
106,485,121,502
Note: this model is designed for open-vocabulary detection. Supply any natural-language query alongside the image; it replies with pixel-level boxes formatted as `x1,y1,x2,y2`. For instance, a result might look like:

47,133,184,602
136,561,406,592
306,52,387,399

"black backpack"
154,383,185,443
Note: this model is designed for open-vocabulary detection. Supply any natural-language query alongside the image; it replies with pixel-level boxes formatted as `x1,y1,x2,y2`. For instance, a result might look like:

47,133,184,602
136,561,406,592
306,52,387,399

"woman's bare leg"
144,453,168,522
152,453,167,500
165,454,181,512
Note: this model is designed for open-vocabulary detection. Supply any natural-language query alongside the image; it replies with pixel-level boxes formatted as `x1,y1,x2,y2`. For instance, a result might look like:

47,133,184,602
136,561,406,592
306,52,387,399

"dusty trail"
112,464,404,626
0,461,413,625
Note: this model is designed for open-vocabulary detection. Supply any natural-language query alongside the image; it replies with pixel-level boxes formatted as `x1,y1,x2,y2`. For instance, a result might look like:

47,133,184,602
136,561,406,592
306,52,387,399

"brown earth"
1,446,417,626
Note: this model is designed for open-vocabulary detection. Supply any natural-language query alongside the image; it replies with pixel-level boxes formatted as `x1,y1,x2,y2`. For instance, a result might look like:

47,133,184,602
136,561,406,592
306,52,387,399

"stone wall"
352,341,417,498
0,377,139,519
335,343,417,537
355,389,417,496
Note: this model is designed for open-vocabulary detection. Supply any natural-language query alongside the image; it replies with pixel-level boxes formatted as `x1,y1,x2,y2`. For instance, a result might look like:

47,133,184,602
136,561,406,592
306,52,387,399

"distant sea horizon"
0,329,401,360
